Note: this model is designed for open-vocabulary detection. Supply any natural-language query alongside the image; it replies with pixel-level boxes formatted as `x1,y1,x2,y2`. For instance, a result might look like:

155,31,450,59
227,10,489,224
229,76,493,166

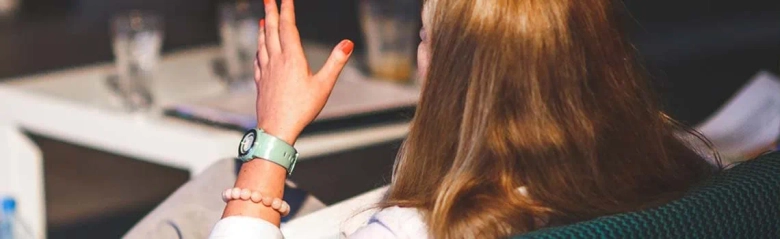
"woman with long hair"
210,0,718,238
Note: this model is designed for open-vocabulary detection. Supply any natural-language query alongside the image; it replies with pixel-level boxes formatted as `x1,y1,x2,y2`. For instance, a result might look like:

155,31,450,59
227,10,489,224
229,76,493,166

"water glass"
110,11,164,111
359,0,420,83
218,1,263,87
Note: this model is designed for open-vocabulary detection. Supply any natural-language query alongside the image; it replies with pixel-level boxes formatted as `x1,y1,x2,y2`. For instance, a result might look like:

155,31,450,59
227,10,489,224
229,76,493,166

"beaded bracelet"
222,187,291,216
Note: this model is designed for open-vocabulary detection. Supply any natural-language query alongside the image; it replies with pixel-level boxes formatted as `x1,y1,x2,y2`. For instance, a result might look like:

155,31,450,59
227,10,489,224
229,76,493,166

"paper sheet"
696,71,780,161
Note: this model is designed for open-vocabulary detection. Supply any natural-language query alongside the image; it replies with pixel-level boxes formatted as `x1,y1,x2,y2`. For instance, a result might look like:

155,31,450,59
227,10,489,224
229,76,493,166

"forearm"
221,158,288,225
218,0,352,227
221,125,297,226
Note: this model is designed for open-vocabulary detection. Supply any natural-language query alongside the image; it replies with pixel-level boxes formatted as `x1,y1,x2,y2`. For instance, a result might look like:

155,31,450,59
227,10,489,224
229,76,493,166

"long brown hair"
381,0,717,238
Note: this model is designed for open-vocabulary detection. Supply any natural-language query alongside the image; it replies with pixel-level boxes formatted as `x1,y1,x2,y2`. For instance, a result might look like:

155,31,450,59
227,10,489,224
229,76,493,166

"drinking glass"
218,1,263,88
110,11,164,111
359,0,420,83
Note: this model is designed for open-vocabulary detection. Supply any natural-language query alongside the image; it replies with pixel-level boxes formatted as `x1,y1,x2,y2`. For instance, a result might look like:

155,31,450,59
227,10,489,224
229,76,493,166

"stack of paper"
696,71,780,162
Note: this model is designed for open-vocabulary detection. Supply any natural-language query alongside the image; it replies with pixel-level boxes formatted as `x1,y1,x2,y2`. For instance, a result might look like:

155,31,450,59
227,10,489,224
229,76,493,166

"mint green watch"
238,128,298,176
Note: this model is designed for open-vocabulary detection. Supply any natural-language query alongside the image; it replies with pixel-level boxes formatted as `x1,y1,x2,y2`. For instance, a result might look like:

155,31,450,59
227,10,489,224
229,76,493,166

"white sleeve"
208,216,284,239
347,207,428,239
347,220,398,239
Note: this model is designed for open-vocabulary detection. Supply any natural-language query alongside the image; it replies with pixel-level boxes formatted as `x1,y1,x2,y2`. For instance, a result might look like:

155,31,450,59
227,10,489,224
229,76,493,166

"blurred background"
0,0,778,238
0,0,776,123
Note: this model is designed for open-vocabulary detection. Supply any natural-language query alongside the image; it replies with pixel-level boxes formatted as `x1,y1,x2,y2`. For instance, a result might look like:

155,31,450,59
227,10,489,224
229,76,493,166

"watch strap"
239,129,298,175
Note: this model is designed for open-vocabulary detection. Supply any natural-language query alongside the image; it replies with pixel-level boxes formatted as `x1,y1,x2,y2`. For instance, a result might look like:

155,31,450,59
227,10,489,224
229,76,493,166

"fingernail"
340,40,354,55
264,0,270,4
259,19,265,28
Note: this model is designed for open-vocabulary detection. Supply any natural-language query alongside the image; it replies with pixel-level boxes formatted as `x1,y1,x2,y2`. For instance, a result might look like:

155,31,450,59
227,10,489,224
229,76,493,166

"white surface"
0,82,410,174
0,124,45,239
210,216,284,239
0,43,412,238
0,44,411,173
696,71,780,161
281,186,387,239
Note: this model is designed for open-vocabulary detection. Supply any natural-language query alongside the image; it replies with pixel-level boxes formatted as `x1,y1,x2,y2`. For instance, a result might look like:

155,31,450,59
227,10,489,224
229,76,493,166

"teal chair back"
514,151,780,239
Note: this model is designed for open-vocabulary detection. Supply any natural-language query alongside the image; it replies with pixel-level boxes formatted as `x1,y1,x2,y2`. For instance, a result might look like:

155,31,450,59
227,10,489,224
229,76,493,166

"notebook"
165,67,420,135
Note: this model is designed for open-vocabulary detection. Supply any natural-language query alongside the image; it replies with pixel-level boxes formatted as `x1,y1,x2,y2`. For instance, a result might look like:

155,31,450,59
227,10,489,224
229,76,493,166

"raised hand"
254,0,354,144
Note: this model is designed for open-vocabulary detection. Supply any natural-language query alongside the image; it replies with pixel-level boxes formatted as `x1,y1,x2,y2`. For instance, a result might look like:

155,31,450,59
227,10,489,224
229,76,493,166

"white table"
0,43,411,239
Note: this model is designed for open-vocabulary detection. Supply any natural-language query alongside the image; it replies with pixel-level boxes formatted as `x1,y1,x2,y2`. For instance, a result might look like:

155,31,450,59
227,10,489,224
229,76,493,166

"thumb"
314,40,354,84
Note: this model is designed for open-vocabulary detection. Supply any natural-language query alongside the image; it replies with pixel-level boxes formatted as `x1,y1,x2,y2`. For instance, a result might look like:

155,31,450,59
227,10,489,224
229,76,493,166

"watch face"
238,130,257,156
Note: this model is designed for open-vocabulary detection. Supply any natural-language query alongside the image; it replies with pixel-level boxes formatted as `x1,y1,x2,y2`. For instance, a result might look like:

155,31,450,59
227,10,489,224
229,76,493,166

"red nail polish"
340,40,354,55
259,19,265,28
264,0,270,4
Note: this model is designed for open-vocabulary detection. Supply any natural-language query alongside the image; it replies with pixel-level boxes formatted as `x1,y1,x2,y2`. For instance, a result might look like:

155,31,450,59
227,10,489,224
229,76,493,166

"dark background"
621,0,780,124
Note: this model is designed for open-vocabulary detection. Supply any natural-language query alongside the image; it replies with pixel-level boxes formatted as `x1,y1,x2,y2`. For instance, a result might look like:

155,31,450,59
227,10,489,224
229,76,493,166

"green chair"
515,151,780,239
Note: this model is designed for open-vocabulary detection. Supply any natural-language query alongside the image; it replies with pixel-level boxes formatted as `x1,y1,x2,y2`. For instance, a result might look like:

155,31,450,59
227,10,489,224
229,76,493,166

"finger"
257,19,270,67
254,59,262,81
263,0,282,55
314,40,354,84
279,0,296,25
280,0,303,55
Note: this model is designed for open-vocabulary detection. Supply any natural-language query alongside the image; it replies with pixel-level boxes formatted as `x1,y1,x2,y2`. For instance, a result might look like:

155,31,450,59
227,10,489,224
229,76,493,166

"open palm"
253,0,354,144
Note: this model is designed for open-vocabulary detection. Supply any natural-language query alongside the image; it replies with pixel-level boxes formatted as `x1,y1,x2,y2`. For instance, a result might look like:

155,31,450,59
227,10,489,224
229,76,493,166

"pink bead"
231,188,241,200
221,190,228,202
250,192,263,203
271,198,282,210
224,189,233,202
240,189,252,200
262,196,273,206
280,202,290,216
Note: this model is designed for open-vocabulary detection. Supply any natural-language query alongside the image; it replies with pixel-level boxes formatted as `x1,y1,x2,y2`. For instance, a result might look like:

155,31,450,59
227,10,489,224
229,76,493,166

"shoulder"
372,206,426,231
348,206,428,239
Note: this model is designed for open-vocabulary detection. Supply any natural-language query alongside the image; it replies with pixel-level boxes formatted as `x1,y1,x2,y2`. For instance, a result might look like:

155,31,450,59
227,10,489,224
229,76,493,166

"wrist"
256,121,299,145
223,160,286,224
235,159,287,193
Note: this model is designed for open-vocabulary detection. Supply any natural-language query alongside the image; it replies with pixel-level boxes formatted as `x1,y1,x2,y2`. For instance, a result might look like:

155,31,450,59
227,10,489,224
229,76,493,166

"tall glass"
218,1,263,87
359,0,419,83
110,11,164,111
